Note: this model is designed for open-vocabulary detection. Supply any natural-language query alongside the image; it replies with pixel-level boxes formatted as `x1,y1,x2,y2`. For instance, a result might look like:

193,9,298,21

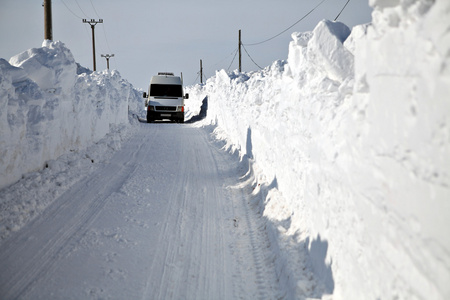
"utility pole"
238,29,242,72
43,0,52,40
200,59,203,84
82,19,103,71
101,54,114,70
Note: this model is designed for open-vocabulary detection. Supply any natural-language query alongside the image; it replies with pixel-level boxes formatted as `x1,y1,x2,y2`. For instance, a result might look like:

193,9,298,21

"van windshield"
150,84,182,97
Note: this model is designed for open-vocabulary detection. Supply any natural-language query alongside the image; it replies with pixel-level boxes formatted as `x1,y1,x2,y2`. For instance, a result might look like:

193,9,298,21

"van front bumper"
147,110,184,122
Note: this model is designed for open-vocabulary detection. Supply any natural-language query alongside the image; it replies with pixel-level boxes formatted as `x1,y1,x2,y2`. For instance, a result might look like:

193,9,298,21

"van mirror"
185,93,189,99
143,92,147,98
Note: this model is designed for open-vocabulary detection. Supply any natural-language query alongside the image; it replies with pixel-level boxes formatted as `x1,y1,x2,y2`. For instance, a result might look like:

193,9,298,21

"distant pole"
43,0,52,40
200,59,203,84
82,19,103,71
238,30,242,72
101,54,114,70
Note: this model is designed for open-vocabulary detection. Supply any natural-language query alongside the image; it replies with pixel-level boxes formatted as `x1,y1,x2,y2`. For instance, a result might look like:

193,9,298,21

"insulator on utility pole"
238,29,242,72
82,19,103,71
200,59,203,84
43,0,52,40
101,54,114,70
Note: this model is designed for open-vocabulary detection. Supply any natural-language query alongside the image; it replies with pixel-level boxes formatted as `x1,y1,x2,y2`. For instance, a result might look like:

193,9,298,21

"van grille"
155,106,176,111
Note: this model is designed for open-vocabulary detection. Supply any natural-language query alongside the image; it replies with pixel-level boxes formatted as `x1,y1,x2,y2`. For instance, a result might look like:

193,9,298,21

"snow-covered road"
0,123,280,299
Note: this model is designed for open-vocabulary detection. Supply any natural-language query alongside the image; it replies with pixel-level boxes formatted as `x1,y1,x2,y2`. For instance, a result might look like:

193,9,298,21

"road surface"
0,123,280,299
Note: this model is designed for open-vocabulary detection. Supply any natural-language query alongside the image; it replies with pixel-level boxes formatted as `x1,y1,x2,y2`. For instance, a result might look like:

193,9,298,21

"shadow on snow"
238,127,335,299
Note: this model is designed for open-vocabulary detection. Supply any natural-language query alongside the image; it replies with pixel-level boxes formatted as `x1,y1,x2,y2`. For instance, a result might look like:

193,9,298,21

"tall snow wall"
0,41,142,189
187,0,450,299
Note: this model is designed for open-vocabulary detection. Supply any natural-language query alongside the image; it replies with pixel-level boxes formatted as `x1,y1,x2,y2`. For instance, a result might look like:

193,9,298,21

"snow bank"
0,40,142,190
187,0,450,298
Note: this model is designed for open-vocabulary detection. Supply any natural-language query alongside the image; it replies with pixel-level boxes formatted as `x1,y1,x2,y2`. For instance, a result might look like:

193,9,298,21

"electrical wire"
88,0,112,53
209,48,237,70
78,0,108,66
244,0,328,46
75,0,88,18
227,49,239,71
89,0,101,18
101,27,112,53
191,73,200,85
59,0,91,47
334,0,351,21
59,0,83,19
241,43,263,70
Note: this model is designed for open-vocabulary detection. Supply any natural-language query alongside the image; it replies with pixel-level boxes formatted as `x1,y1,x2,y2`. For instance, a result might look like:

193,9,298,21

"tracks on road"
0,123,281,299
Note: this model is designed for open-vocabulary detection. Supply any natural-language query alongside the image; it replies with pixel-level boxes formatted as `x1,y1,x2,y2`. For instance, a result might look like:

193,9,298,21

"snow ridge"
186,0,450,298
0,41,142,190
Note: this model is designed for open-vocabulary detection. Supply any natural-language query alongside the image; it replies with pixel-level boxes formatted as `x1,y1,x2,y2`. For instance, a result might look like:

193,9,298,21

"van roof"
150,74,182,85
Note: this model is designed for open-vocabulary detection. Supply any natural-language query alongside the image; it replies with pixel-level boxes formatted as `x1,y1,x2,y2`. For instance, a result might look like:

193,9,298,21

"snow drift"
0,41,142,190
187,0,450,299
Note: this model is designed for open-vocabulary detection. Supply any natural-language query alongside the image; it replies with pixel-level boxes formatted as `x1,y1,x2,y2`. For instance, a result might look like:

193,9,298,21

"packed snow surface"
1,0,450,299
0,124,285,299
187,0,450,299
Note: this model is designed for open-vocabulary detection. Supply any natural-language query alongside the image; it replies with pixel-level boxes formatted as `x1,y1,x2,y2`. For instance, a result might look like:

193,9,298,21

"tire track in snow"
0,123,282,299
203,130,282,299
0,128,150,299
142,125,234,300
226,158,281,299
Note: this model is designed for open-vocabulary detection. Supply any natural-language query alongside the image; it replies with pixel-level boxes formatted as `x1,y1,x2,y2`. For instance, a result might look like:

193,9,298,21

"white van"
143,72,189,123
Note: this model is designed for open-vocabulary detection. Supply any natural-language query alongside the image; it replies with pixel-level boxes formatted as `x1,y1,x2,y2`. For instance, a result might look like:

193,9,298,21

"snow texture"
0,41,142,190
186,0,450,299
0,0,449,298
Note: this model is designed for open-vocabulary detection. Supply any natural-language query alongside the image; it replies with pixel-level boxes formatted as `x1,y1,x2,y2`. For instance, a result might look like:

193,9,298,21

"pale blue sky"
1,0,372,90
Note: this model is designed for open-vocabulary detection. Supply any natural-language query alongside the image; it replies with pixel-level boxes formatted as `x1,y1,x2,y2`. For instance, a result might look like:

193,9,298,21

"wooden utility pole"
200,59,203,84
43,0,52,40
101,54,114,70
238,30,242,72
82,19,103,71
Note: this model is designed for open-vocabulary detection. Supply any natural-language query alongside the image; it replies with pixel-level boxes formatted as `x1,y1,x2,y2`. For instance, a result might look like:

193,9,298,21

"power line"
59,0,83,19
101,26,112,53
241,43,263,70
244,0,328,46
334,0,351,21
191,73,200,86
227,49,239,71
87,0,112,53
75,0,107,55
58,0,91,44
78,0,108,57
57,0,111,70
75,0,88,18
89,0,101,18
210,48,238,70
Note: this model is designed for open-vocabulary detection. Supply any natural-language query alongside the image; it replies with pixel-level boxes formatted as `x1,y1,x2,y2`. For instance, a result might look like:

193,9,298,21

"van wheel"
147,111,152,123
